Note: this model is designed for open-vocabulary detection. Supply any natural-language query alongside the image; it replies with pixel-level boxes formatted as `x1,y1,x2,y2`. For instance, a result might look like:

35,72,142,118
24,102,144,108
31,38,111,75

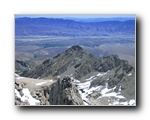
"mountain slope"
22,46,134,81
16,45,135,105
15,60,31,74
22,45,101,80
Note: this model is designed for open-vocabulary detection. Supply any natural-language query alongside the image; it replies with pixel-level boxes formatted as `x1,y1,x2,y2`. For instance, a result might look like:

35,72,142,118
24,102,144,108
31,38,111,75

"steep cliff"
49,76,83,105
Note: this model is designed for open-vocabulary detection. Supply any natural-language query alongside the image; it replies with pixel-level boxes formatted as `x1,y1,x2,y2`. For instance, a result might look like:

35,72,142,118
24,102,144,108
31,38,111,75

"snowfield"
15,88,40,105
73,72,135,106
15,74,54,105
15,73,135,106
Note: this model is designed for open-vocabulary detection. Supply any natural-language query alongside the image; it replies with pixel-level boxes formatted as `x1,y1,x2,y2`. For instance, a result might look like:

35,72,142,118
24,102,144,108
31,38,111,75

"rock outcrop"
15,76,83,105
15,60,31,74
49,76,83,105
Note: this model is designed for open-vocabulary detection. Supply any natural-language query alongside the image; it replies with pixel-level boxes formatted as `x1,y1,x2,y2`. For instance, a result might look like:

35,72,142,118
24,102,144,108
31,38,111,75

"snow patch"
21,88,40,105
72,71,134,106
15,88,40,105
86,76,95,81
15,74,19,77
97,72,107,77
129,99,135,105
83,101,89,105
128,73,132,76
73,79,80,83
119,86,122,92
96,73,102,77
15,89,21,98
36,82,46,86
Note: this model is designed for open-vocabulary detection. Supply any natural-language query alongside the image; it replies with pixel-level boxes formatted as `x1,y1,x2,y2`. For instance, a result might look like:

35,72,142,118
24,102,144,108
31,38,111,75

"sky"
15,14,135,19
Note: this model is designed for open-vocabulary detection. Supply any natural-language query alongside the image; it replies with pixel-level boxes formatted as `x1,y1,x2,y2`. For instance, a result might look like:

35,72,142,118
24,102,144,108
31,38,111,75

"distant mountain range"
15,17,135,36
63,17,135,22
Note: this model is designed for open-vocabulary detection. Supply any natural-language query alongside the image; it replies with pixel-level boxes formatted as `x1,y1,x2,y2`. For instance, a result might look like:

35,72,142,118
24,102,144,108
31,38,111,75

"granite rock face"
49,76,83,105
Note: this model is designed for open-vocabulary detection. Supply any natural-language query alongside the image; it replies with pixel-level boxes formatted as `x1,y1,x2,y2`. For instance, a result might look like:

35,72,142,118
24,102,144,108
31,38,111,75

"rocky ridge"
15,75,83,105
15,45,135,106
15,60,31,74
21,46,133,81
21,45,101,80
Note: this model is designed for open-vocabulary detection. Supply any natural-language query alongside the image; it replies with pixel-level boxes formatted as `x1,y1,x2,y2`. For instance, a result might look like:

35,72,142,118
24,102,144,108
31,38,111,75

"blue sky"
15,14,135,19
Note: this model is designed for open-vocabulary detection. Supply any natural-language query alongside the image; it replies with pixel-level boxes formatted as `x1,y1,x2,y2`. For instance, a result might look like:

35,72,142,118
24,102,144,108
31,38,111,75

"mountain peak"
69,45,83,51
22,45,100,79
64,45,85,56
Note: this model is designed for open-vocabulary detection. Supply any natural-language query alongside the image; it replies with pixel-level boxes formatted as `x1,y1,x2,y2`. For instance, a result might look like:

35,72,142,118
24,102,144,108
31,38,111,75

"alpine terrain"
15,45,135,106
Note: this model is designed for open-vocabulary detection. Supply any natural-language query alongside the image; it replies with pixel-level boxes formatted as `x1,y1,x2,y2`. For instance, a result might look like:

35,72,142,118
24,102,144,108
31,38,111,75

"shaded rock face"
15,60,30,74
22,45,101,80
49,76,83,105
98,55,129,72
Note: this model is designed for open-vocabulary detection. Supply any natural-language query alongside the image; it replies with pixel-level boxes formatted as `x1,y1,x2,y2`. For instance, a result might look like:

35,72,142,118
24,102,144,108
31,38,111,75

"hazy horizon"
15,14,135,19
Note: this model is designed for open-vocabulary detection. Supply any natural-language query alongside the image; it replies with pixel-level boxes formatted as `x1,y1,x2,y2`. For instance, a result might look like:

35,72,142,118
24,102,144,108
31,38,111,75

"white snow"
118,86,122,92
73,79,80,83
86,76,95,81
15,73,24,80
83,101,89,105
96,73,102,77
84,86,102,96
77,80,91,90
15,88,40,105
97,85,125,99
15,76,24,80
96,72,107,77
112,99,135,105
72,72,134,106
75,79,93,104
100,87,112,95
15,89,21,98
113,101,128,105
36,82,46,86
21,88,40,105
129,99,135,105
112,86,116,91
105,83,108,88
15,74,19,77
77,78,131,105
128,73,132,76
